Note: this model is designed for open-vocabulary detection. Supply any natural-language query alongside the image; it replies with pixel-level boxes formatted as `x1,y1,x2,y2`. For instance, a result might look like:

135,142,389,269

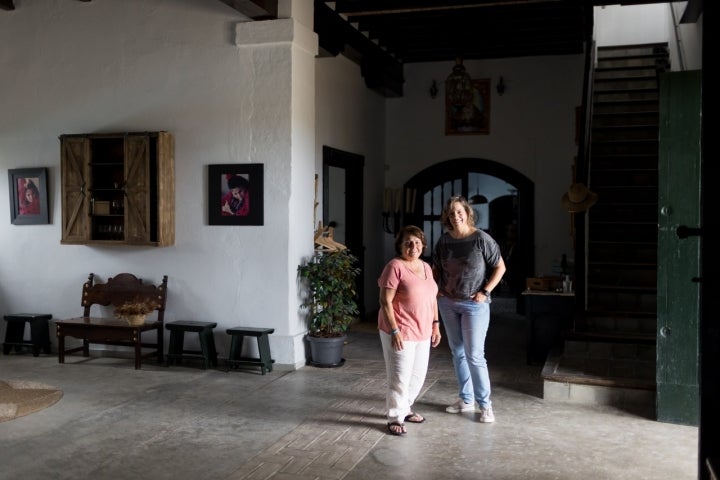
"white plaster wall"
0,1,699,366
595,4,670,48
315,55,387,313
594,3,702,72
0,0,314,368
385,56,585,275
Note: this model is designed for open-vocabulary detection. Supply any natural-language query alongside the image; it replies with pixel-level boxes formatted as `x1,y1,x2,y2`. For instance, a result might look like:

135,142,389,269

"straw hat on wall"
561,182,598,213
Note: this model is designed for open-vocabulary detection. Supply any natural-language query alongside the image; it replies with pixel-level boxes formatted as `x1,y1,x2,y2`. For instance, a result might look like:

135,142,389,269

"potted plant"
114,298,160,326
297,249,360,367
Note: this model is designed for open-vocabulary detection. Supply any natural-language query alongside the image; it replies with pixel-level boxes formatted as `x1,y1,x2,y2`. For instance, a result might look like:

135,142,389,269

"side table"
522,292,575,365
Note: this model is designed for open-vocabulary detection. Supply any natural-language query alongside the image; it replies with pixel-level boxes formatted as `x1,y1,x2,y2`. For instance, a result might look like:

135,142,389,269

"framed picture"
208,163,264,226
445,78,491,135
8,168,50,225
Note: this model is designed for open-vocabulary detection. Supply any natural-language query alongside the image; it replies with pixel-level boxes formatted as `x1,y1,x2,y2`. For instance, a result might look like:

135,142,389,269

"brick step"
591,168,657,186
586,290,657,317
592,111,658,127
542,346,656,412
596,57,668,71
588,240,657,263
590,153,657,170
591,138,658,155
592,124,660,141
593,99,658,114
543,336,656,389
589,222,657,243
594,77,658,91
597,42,669,58
594,66,659,79
594,90,658,102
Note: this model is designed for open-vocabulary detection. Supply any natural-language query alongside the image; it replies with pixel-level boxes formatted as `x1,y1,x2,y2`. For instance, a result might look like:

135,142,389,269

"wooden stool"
165,321,218,369
226,327,275,375
3,314,52,357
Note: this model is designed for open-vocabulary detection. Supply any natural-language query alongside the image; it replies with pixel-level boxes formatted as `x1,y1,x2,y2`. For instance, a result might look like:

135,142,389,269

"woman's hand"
470,291,489,303
431,329,442,347
391,332,404,351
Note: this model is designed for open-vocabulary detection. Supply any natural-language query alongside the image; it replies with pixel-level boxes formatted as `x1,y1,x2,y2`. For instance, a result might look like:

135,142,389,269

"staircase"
543,44,669,414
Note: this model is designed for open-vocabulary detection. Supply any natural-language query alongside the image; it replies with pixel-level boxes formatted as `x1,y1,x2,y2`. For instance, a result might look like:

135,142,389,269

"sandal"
387,422,407,436
404,413,425,424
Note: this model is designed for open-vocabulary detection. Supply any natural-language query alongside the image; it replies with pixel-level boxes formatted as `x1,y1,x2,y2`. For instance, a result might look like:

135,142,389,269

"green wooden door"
657,70,702,426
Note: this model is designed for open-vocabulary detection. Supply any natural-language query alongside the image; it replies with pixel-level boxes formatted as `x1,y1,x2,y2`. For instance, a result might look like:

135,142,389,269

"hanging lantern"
446,58,474,111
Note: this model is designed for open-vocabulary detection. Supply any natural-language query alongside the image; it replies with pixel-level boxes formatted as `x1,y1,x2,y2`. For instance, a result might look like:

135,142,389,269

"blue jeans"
438,296,492,408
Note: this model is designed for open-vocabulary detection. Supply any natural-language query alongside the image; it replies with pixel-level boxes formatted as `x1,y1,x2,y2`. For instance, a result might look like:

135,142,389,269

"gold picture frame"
445,78,491,135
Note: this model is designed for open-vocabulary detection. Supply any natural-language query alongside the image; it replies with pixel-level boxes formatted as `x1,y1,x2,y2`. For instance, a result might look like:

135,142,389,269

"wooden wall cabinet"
60,132,175,247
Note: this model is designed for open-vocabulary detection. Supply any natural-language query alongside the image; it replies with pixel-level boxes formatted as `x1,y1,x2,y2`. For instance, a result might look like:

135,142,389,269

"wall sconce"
382,187,417,235
429,80,438,99
496,76,506,96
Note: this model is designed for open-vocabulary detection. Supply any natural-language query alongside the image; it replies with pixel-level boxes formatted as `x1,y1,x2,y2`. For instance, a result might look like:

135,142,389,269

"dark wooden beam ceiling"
2,0,701,98
217,0,278,20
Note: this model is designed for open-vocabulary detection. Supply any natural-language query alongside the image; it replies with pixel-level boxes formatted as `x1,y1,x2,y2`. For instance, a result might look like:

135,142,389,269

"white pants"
380,331,431,423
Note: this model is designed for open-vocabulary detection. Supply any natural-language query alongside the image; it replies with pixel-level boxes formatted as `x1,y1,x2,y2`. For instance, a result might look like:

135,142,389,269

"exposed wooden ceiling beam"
335,0,564,17
1,0,91,10
680,0,702,23
217,0,278,20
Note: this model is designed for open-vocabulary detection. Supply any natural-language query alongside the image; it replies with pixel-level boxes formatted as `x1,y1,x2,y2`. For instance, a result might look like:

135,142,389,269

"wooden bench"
55,273,168,370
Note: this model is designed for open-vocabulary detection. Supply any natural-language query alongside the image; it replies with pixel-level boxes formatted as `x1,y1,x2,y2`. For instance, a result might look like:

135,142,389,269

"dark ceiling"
2,0,701,96
219,0,699,97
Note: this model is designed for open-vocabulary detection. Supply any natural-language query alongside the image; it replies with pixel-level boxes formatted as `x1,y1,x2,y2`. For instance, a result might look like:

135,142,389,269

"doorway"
322,146,365,318
404,158,534,310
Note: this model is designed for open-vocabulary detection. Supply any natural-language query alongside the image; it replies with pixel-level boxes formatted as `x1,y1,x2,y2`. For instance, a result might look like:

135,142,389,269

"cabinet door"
124,135,151,243
61,136,90,243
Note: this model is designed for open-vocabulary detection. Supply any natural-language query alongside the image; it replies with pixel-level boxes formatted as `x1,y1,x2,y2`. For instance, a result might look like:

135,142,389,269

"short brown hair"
394,225,427,255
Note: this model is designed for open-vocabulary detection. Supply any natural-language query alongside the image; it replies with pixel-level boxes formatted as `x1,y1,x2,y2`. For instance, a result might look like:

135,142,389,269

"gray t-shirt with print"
433,229,503,300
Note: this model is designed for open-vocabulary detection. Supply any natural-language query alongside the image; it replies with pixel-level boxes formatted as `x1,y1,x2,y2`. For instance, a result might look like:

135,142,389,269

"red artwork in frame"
208,164,264,226
8,168,50,225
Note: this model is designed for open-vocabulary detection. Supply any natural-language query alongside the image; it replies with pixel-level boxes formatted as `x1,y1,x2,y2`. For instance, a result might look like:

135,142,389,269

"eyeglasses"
403,240,423,248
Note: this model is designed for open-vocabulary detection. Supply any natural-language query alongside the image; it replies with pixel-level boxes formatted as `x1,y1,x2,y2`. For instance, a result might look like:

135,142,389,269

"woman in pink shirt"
378,225,441,435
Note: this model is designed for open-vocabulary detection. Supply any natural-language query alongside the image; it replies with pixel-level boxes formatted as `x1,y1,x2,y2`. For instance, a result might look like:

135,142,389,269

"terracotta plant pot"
123,314,146,326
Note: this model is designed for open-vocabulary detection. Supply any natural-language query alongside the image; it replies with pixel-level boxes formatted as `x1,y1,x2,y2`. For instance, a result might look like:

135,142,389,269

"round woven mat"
0,379,63,423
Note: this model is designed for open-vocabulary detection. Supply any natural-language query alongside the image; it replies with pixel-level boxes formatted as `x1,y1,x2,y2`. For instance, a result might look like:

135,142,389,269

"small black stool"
3,314,52,357
226,327,275,375
165,321,218,369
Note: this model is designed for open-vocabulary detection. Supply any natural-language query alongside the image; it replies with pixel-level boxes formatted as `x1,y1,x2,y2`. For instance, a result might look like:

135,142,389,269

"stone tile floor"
0,298,699,479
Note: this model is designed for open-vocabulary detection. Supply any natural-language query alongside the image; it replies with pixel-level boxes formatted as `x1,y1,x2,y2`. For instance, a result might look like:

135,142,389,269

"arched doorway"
403,158,534,310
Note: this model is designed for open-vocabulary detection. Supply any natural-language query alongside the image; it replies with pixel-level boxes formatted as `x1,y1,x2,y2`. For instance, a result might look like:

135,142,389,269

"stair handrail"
571,27,597,317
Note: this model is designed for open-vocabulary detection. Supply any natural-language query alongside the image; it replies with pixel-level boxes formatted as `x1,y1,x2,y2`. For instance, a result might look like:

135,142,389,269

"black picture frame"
208,163,264,226
8,168,50,225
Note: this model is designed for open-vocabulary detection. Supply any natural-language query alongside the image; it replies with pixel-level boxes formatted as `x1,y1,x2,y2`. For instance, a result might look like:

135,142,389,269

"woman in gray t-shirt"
433,195,506,423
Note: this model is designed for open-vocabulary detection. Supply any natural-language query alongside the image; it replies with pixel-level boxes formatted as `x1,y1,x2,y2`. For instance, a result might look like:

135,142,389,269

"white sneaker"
477,406,495,423
445,399,476,413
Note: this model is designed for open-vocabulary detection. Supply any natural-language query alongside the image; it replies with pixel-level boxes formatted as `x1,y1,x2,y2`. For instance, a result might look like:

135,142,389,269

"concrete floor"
0,299,698,480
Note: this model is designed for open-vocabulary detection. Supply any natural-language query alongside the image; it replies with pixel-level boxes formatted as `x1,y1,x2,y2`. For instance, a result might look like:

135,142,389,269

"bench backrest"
81,273,168,324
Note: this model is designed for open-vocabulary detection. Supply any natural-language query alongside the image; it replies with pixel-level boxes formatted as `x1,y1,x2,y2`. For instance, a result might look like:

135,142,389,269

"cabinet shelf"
60,131,175,247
